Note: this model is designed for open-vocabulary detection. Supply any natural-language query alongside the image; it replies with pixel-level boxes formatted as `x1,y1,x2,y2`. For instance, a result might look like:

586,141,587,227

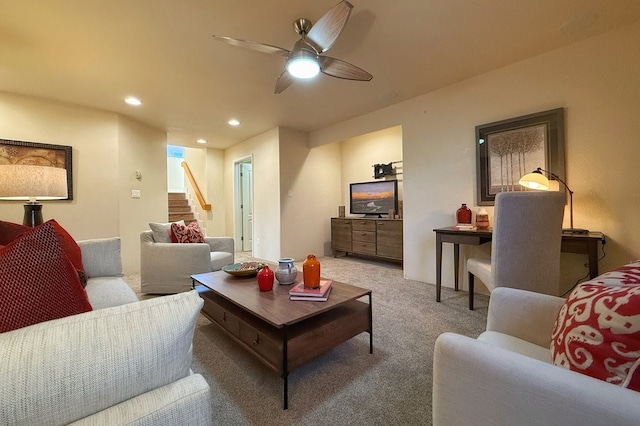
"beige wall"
205,147,226,236
279,127,341,259
340,125,403,216
0,91,167,274
224,128,280,261
309,21,640,294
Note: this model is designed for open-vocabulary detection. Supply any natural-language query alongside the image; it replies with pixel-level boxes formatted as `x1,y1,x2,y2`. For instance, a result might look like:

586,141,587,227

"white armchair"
140,230,234,294
433,287,640,426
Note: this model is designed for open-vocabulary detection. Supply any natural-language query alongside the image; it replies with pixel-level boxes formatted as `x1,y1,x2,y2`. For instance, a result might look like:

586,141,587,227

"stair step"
168,192,187,200
169,200,191,209
169,213,196,221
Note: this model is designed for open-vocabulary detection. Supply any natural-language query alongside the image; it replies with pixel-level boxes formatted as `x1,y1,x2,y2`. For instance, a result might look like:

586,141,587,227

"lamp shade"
286,42,320,79
518,171,550,190
0,165,68,200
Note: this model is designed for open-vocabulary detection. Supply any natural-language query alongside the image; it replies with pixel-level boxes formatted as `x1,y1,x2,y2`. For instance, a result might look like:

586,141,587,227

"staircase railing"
181,161,211,211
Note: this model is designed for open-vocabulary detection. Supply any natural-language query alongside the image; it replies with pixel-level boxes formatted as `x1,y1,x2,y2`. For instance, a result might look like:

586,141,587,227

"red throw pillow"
0,222,92,333
0,219,87,286
171,221,205,243
551,281,640,391
0,220,29,245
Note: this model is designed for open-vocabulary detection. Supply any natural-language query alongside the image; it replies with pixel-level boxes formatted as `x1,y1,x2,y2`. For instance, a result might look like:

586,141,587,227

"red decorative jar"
257,265,274,291
456,203,472,224
302,254,321,289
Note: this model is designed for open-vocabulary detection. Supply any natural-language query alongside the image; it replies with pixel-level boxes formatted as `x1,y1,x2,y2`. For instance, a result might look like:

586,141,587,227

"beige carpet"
124,254,488,425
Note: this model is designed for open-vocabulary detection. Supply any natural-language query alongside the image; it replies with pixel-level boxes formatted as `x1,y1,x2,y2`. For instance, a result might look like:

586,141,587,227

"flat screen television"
349,179,398,217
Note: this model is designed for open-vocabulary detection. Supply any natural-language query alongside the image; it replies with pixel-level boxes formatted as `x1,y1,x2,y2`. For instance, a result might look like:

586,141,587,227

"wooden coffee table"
191,270,372,409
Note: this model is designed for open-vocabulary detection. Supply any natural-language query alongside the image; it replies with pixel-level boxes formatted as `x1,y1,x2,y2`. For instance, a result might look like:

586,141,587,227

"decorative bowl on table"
222,262,266,277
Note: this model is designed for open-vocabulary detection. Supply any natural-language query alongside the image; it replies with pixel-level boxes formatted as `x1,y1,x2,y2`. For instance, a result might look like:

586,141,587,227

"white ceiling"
1,1,639,149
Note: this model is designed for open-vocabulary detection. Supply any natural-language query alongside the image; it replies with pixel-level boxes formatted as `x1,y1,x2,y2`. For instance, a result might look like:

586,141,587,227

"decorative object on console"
302,254,321,288
275,258,297,285
338,205,345,217
257,265,275,291
475,208,490,229
519,167,589,234
0,165,68,227
456,203,472,225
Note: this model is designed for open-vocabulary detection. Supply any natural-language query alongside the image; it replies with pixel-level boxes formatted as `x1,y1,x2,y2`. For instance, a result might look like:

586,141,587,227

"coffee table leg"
368,293,373,354
283,326,289,410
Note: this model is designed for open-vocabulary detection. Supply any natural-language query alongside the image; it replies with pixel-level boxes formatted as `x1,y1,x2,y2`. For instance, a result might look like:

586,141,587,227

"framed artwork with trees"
475,108,565,205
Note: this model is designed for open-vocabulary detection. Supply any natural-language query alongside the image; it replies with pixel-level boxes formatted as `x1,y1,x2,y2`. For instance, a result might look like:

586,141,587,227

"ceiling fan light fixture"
286,49,320,79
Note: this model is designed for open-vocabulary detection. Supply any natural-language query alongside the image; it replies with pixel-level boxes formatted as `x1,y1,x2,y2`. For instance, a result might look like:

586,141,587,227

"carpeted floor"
124,254,489,425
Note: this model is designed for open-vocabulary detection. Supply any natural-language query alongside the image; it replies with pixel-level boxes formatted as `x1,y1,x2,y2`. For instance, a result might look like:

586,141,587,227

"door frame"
233,155,253,252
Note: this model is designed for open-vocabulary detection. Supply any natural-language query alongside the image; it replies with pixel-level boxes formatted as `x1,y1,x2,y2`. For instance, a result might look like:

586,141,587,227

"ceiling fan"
213,0,372,94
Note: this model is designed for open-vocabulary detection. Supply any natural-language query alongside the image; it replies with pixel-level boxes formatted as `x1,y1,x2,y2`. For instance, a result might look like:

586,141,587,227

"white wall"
309,21,640,294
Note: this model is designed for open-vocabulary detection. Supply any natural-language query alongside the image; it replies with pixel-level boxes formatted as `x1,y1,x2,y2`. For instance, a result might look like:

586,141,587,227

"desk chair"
467,191,565,310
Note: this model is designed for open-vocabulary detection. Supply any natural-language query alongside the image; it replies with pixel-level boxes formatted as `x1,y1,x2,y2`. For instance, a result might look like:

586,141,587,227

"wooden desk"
433,227,605,302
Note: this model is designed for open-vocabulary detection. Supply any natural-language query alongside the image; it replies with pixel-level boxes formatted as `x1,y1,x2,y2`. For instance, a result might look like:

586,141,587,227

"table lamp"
519,167,589,234
0,165,68,227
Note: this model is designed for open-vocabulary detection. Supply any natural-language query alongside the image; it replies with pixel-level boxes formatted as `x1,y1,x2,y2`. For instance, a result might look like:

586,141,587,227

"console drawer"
352,230,375,243
352,241,376,255
352,220,376,231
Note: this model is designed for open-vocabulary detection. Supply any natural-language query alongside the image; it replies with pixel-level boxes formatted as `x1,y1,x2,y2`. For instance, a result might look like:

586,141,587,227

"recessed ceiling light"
196,139,207,144
228,119,240,126
125,96,142,106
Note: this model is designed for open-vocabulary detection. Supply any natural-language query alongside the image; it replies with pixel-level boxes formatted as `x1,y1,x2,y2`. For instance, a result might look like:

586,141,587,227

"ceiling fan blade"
306,1,353,53
213,35,289,56
274,71,294,94
318,56,372,81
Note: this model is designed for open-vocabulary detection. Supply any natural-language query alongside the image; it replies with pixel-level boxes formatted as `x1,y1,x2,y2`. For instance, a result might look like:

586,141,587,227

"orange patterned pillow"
170,221,205,243
551,280,640,391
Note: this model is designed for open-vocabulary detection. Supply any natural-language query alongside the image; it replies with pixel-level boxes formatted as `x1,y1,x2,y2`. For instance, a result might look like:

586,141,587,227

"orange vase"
302,254,321,289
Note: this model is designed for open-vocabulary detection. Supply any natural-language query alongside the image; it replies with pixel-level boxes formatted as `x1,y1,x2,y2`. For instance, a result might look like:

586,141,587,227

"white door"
234,157,253,252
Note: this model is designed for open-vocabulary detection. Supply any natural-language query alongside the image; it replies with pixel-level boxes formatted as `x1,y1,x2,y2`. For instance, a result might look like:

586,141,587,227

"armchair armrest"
204,236,234,254
433,333,640,426
486,287,565,347
140,231,212,294
77,237,123,277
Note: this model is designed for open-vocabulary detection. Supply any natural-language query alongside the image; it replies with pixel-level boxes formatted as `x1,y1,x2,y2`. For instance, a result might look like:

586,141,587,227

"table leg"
282,326,289,410
453,243,460,291
368,293,373,354
587,240,599,278
436,234,443,302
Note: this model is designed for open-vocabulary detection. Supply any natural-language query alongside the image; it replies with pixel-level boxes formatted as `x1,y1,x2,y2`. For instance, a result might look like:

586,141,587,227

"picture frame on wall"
475,108,565,205
0,138,73,200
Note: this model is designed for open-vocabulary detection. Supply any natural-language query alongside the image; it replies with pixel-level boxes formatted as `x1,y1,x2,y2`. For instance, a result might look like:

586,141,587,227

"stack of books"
289,279,333,302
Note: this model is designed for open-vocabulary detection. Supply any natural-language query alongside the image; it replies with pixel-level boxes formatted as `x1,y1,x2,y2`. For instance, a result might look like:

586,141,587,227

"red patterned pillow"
0,222,92,333
551,282,640,391
170,221,205,243
0,219,87,286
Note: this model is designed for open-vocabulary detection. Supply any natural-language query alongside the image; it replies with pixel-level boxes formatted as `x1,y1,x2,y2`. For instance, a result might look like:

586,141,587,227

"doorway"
234,156,253,252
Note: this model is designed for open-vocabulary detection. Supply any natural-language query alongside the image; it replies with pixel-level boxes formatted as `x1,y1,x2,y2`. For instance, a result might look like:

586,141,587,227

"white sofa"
433,287,640,426
140,230,234,294
0,237,212,425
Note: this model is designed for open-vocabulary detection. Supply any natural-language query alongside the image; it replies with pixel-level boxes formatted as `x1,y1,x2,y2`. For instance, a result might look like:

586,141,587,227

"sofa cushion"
171,221,205,243
0,219,87,286
149,220,184,243
0,290,203,425
551,274,640,391
0,223,92,333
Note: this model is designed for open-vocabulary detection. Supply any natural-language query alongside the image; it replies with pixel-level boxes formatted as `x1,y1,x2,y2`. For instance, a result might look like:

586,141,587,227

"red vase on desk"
456,204,472,225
